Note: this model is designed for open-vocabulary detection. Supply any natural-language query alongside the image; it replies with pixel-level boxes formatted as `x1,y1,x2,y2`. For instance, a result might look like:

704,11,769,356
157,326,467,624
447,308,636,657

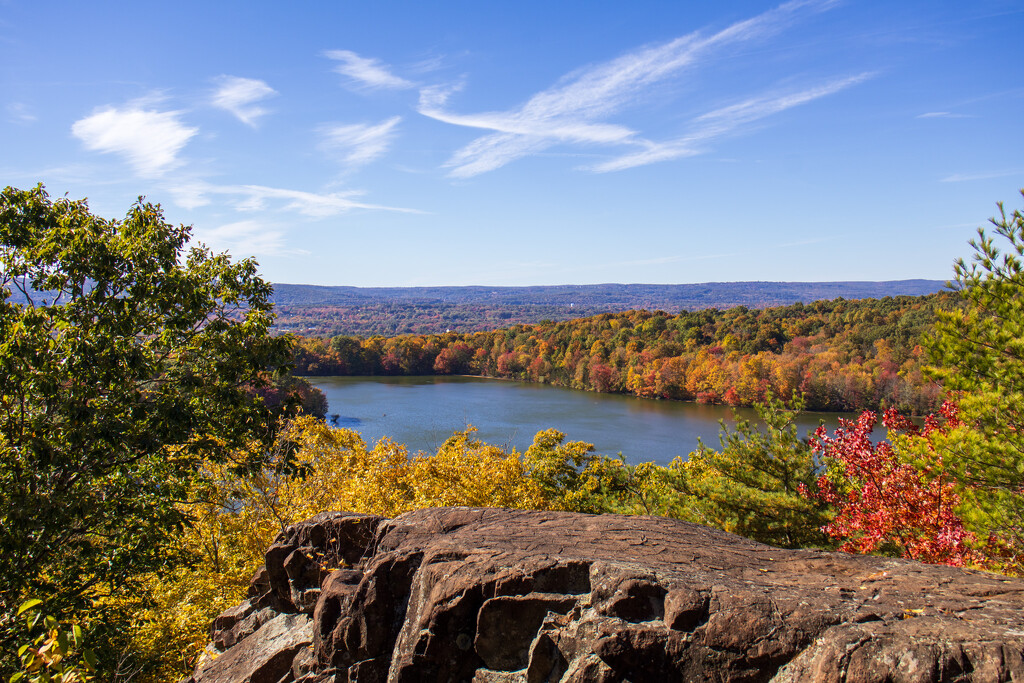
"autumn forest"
292,293,951,414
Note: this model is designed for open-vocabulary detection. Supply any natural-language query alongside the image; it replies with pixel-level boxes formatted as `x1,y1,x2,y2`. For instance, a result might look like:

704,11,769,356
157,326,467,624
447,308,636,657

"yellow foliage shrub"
124,417,601,681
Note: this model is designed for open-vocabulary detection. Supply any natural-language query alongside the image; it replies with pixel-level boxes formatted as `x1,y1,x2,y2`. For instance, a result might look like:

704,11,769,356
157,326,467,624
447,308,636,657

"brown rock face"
189,612,313,683
193,508,1024,682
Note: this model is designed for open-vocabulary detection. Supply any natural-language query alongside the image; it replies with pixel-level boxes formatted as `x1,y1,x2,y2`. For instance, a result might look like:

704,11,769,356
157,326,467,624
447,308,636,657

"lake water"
308,376,864,466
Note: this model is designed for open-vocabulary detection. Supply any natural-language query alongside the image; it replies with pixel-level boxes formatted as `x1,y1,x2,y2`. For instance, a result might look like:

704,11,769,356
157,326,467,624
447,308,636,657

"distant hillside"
271,280,946,308
270,280,947,337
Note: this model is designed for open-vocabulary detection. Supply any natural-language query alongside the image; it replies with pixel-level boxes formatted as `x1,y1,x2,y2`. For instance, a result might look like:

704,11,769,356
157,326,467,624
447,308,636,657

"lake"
308,376,864,466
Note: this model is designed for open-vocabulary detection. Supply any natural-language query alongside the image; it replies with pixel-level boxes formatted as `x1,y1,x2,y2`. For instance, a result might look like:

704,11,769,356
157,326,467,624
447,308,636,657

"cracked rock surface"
190,508,1024,682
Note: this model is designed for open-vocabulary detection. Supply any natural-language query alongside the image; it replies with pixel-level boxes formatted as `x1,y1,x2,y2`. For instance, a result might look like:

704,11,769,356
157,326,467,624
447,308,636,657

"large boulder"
193,508,1024,682
187,612,313,683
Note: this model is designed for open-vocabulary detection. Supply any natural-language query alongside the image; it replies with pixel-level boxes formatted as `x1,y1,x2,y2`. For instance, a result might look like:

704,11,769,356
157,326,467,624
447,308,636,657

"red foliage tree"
496,352,518,376
806,402,977,566
589,361,615,393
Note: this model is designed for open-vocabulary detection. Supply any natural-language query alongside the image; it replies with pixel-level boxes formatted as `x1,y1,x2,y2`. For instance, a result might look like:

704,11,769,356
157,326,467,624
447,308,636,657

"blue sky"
2,1,1022,287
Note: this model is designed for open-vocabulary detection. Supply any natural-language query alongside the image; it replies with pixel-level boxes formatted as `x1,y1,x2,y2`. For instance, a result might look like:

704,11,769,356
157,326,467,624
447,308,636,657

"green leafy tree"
667,395,832,548
10,599,96,683
927,190,1024,556
522,429,604,512
0,185,293,664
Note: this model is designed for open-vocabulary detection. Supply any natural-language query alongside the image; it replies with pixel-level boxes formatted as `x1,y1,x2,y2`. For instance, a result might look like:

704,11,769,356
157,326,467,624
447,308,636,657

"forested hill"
293,293,951,414
271,280,946,336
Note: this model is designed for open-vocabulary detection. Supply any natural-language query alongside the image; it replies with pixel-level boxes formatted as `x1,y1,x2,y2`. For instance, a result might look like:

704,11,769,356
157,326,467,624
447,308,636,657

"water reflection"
309,376,866,467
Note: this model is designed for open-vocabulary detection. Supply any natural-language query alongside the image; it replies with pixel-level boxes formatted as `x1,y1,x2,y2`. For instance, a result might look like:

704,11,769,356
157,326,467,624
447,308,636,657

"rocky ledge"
187,508,1024,683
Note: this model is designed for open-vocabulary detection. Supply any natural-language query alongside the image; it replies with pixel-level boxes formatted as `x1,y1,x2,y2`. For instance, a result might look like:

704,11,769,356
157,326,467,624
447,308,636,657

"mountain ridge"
271,279,946,307
269,279,948,336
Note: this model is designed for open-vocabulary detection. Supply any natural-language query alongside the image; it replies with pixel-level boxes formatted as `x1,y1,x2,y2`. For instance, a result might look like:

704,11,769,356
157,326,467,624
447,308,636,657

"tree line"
293,294,951,414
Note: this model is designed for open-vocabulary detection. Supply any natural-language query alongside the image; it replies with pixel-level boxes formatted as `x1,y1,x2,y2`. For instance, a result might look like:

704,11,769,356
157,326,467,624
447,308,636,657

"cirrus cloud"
588,73,874,173
325,49,413,90
320,116,402,168
167,181,423,218
418,0,857,178
212,75,277,127
71,104,197,177
192,219,309,257
7,102,36,125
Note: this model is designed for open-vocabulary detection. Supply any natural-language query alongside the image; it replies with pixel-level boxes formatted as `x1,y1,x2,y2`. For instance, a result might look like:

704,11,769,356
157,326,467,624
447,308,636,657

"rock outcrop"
188,508,1024,682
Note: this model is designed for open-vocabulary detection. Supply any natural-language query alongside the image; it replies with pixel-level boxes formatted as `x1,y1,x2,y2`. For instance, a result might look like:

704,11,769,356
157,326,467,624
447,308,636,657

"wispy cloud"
419,0,848,177
320,116,401,168
1,163,142,189
940,169,1021,183
325,49,413,89
7,102,36,124
211,75,277,127
590,73,872,172
408,54,447,75
917,111,972,119
419,82,637,177
168,181,422,218
418,84,637,142
192,219,308,257
71,103,197,177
